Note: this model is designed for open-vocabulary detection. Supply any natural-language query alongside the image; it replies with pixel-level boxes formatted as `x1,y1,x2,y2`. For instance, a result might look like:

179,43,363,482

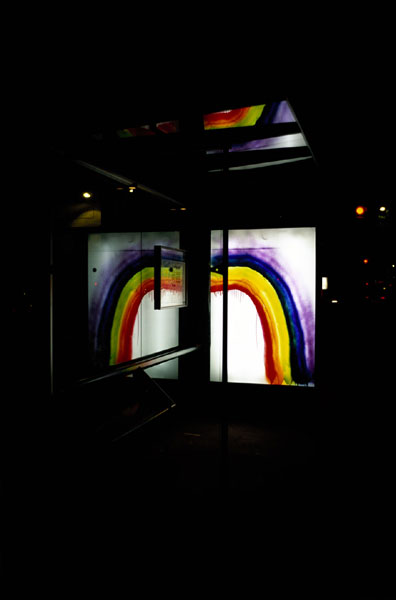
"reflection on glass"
207,133,306,155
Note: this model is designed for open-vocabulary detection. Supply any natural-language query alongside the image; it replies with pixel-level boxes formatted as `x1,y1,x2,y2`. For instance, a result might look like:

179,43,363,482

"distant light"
356,206,366,216
83,192,92,198
180,207,187,211
129,186,136,193
321,276,328,290
379,206,386,212
331,299,338,304
363,258,369,264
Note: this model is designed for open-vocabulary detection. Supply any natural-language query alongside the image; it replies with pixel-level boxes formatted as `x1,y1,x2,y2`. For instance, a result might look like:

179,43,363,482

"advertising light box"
210,228,316,386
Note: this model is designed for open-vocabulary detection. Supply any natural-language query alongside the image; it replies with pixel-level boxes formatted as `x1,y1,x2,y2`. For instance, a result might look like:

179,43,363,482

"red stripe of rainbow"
109,267,182,365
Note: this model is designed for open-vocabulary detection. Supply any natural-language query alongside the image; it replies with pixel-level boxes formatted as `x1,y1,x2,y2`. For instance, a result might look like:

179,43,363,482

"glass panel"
210,230,224,382
227,228,316,386
141,233,179,367
88,231,180,378
229,133,306,153
88,232,144,366
264,100,296,124
145,357,179,379
116,120,180,137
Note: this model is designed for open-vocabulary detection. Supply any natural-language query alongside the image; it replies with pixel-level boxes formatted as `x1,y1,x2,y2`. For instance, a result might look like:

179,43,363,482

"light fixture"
379,206,386,212
355,205,366,216
129,186,136,193
82,192,92,199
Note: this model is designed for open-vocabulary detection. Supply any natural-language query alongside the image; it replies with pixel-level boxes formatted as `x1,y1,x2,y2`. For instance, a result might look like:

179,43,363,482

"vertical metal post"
222,229,228,383
220,228,229,490
49,232,54,395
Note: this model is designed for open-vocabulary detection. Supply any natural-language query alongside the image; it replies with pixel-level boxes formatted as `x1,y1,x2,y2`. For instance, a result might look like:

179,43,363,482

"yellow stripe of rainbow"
211,267,293,385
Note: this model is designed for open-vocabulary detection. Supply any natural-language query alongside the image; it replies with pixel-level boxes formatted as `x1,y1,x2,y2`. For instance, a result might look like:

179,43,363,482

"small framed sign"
154,246,187,310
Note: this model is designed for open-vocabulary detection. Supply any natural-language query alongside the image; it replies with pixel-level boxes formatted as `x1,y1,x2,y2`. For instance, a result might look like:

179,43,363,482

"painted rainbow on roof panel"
204,105,265,130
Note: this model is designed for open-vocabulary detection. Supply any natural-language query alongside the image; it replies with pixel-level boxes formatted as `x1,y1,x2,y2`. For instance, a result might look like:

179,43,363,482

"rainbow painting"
88,232,180,371
109,266,155,365
204,105,265,130
210,228,316,386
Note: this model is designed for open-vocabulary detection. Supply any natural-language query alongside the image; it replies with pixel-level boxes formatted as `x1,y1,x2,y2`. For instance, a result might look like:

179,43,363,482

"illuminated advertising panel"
210,228,316,386
88,232,180,378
